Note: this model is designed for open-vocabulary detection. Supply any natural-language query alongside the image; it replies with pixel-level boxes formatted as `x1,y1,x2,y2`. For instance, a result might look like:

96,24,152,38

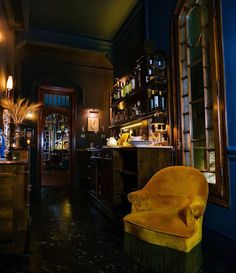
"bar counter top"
0,159,28,165
80,145,173,152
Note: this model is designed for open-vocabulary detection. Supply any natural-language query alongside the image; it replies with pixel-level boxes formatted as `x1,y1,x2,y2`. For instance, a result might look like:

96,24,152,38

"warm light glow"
121,122,142,130
26,139,31,145
26,111,33,120
6,75,13,90
118,101,125,110
89,108,99,118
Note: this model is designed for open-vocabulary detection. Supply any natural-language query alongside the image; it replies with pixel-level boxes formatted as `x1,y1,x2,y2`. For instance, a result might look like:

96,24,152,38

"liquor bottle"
146,56,154,83
131,73,136,92
125,80,129,96
153,89,160,110
149,89,155,112
116,81,121,100
159,90,166,110
121,81,125,97
134,101,141,116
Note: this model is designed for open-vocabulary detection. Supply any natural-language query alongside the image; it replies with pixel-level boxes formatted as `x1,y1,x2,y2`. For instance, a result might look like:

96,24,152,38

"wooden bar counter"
86,145,173,217
0,156,30,255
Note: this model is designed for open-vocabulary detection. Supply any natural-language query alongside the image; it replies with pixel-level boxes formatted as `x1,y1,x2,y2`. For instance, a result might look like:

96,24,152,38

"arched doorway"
38,85,75,186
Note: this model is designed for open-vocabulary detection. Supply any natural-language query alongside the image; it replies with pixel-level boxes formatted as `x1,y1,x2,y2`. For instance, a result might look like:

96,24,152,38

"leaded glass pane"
205,89,213,108
66,96,70,106
206,109,213,128
179,0,217,185
53,95,57,106
179,26,186,44
183,96,189,113
192,101,205,140
193,145,206,169
57,95,61,106
180,44,187,62
189,45,202,63
190,62,204,100
209,150,215,171
184,133,190,150
61,96,65,106
182,78,188,96
183,114,189,132
184,151,191,166
187,5,202,47
207,129,215,148
203,172,216,184
49,94,53,105
181,60,188,78
204,66,211,88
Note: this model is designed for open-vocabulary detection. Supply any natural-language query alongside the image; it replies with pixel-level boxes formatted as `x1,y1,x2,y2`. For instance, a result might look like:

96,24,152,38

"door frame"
37,85,76,186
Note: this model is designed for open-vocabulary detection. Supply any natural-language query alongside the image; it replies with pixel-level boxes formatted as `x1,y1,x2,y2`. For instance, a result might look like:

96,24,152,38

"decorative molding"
30,73,84,105
16,27,113,56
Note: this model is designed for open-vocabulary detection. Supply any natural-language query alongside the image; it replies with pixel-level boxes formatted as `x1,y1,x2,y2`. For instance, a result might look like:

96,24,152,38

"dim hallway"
0,187,234,273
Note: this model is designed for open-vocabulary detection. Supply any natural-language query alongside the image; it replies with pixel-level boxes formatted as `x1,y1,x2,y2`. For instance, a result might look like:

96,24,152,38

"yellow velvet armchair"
123,166,209,253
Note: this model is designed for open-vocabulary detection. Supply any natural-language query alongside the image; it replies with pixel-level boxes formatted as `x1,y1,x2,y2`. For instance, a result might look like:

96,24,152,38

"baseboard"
202,227,236,269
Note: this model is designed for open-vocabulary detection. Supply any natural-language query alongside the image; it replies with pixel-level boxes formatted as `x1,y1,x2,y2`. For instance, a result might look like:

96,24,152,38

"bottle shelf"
110,51,168,139
109,110,166,129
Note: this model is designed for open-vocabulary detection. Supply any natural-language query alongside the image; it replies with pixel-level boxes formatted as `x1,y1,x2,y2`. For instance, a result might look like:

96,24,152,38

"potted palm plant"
0,97,41,148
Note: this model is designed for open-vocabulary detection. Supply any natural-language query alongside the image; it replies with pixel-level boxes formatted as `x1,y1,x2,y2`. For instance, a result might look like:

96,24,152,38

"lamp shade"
151,114,167,125
6,75,13,90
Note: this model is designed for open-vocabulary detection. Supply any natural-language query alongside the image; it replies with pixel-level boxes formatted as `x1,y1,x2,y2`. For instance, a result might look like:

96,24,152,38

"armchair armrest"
179,195,207,227
128,191,192,213
128,190,151,212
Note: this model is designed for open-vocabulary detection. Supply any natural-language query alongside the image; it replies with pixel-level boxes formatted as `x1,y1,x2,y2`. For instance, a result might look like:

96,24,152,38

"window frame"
171,0,229,206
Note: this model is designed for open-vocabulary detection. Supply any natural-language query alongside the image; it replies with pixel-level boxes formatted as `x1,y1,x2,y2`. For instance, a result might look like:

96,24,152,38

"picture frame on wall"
87,117,99,132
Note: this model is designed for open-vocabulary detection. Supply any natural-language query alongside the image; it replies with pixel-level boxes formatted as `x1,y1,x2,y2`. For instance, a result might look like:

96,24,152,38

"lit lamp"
6,75,13,97
151,114,167,128
151,114,167,145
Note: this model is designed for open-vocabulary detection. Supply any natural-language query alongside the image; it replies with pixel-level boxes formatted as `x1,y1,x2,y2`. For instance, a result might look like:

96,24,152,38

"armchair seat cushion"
124,210,195,238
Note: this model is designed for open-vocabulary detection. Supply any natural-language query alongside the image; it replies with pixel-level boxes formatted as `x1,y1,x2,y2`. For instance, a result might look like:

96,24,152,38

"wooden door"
38,85,75,186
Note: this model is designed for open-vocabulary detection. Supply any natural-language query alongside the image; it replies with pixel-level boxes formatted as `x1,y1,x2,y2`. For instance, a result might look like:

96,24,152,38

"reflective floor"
0,187,234,273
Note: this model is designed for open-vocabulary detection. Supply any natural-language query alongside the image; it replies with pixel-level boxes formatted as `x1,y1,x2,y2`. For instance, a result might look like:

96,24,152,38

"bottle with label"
159,90,166,111
153,89,160,110
146,57,154,83
131,73,136,92
120,81,125,98
135,101,141,116
149,89,155,112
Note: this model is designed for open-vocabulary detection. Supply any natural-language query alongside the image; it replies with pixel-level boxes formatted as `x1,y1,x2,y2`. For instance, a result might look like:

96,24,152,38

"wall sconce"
6,75,13,97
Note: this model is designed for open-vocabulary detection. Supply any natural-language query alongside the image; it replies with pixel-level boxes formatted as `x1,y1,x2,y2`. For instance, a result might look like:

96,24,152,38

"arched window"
171,0,229,206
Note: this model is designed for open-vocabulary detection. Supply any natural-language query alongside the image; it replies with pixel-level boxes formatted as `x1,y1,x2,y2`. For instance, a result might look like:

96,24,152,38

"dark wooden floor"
0,186,234,273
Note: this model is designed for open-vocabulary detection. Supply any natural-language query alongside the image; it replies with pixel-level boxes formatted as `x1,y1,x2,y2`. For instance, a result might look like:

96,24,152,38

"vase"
11,123,23,148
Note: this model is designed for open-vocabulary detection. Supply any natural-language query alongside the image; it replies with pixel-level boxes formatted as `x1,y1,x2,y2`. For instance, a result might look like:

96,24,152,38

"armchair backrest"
144,166,208,200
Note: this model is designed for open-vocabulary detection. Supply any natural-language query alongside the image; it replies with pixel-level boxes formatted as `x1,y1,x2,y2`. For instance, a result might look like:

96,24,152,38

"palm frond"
0,97,41,124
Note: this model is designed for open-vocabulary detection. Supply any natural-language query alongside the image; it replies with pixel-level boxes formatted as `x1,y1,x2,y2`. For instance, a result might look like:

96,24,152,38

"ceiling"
3,0,141,68
29,0,139,41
